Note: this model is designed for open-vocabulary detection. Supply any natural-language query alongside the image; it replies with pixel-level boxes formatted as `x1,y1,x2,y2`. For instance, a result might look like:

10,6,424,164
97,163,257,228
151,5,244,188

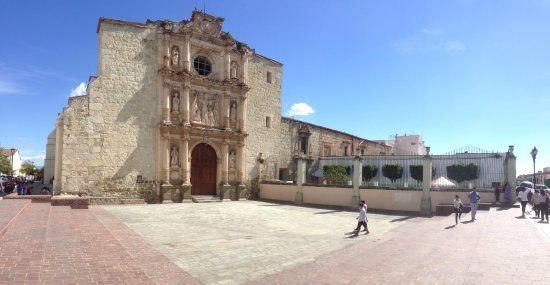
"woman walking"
517,187,529,217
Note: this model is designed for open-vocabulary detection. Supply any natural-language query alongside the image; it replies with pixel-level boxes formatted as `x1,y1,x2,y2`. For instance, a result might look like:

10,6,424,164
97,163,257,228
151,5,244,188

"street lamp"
9,148,15,176
531,147,538,185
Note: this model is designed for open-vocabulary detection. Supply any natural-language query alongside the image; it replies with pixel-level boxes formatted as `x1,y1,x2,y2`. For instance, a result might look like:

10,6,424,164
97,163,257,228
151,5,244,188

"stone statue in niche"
171,46,180,67
170,146,179,167
230,61,238,79
171,91,180,113
206,96,218,126
193,92,204,122
229,150,236,181
229,101,237,121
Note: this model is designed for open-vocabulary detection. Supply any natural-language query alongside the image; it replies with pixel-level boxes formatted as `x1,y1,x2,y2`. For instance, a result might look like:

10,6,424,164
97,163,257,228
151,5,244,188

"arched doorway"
191,143,217,195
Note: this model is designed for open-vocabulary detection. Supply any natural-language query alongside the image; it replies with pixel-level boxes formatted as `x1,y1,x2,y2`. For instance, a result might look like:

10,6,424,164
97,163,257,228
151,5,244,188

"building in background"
375,134,427,155
43,130,56,185
1,148,21,176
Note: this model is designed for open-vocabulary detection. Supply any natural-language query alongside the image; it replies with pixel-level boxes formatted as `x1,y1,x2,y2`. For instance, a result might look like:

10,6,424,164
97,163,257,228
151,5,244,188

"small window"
300,137,308,154
344,146,348,156
267,71,272,83
266,116,271,128
193,56,212,76
360,149,365,155
323,146,331,156
411,142,417,145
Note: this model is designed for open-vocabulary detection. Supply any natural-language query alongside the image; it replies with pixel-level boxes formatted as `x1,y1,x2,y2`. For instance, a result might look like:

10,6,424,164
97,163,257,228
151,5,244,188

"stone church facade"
49,11,389,202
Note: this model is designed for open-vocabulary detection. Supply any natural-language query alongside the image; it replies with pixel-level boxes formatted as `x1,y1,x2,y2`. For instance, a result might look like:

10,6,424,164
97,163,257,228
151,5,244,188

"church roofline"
281,117,387,148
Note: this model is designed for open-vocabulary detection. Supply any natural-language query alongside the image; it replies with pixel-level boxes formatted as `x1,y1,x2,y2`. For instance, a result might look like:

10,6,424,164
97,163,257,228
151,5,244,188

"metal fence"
316,146,507,190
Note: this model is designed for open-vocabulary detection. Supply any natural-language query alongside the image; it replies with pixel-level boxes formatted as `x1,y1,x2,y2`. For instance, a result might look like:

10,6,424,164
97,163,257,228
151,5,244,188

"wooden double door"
191,143,217,195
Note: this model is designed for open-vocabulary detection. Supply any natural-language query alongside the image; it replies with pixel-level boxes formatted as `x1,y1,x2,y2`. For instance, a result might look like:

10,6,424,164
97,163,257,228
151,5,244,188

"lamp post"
531,147,538,185
9,148,15,176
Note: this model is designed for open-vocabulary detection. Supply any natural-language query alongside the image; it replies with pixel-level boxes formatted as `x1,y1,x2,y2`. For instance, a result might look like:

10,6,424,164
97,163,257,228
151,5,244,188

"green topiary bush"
446,163,479,183
362,165,378,182
382,164,403,182
409,165,436,182
323,165,349,185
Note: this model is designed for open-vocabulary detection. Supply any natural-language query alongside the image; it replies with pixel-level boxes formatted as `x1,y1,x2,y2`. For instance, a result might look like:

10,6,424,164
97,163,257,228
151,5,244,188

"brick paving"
0,199,29,238
1,199,549,284
0,200,198,285
250,206,550,285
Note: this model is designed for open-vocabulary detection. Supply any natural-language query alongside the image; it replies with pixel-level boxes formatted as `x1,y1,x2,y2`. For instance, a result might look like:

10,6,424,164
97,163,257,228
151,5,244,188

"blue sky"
0,0,548,175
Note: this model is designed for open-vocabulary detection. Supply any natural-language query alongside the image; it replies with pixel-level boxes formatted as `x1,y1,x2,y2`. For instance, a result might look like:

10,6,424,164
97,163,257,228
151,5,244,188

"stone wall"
244,55,283,191
60,22,159,198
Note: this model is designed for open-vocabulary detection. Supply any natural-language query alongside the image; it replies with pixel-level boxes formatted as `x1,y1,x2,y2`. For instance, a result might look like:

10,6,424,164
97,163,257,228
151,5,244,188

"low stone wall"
359,188,423,212
51,196,90,209
259,183,297,202
3,194,52,203
259,183,495,214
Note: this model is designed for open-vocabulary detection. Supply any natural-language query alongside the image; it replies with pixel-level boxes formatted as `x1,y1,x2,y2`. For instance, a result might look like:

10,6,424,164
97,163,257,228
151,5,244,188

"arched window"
193,56,212,76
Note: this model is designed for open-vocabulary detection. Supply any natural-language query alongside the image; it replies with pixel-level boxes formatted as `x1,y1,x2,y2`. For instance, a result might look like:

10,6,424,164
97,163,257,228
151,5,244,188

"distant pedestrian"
494,184,501,203
353,202,368,236
540,191,549,223
360,200,369,232
453,195,463,225
468,188,481,221
517,187,529,217
25,183,32,195
533,189,541,218
41,186,51,195
16,182,23,195
503,182,512,204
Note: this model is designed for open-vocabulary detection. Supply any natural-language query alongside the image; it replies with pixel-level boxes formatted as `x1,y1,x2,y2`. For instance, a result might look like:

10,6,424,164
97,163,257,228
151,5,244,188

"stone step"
191,195,222,203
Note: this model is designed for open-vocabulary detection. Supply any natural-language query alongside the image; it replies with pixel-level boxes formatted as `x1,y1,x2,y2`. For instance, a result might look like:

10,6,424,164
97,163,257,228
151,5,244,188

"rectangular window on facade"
267,71,272,83
344,146,348,156
300,137,307,154
360,149,365,155
266,116,271,128
323,146,331,156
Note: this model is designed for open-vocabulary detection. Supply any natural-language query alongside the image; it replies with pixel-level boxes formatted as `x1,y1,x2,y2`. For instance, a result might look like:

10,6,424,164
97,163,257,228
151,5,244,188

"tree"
20,160,38,176
446,163,479,183
382,164,403,183
409,165,436,182
362,165,378,182
0,147,13,175
323,165,349,185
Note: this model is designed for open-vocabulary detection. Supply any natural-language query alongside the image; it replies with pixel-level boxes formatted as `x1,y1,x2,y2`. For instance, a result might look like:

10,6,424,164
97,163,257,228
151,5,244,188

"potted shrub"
362,165,378,186
446,163,479,188
323,165,349,185
382,164,403,185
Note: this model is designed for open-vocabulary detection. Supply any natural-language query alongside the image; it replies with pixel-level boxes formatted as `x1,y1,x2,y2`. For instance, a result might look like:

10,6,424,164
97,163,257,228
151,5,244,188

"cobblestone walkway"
103,201,407,285
251,206,550,285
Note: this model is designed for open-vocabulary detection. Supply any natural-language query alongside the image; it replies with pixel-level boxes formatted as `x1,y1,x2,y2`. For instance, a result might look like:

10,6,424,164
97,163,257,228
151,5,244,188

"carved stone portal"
192,92,219,127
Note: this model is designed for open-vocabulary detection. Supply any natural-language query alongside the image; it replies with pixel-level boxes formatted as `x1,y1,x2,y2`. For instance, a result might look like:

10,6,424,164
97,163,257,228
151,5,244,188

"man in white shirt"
353,201,369,236
517,187,530,217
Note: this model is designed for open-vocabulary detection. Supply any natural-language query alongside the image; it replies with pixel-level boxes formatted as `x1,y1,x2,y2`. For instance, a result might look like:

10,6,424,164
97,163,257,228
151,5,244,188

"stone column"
223,93,230,130
180,137,192,200
351,156,362,207
239,96,248,132
182,82,190,125
183,35,191,72
242,54,249,85
420,155,432,215
163,83,171,124
505,146,517,203
236,143,245,184
53,117,64,195
224,51,231,80
162,134,170,184
221,142,232,200
295,155,306,204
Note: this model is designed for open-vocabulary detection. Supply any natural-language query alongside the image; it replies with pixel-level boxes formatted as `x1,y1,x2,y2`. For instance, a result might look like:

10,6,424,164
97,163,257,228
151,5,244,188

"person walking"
494,184,501,203
353,202,368,236
468,188,481,221
360,200,369,232
539,190,549,222
533,189,541,218
453,195,463,225
517,187,529,217
503,182,512,204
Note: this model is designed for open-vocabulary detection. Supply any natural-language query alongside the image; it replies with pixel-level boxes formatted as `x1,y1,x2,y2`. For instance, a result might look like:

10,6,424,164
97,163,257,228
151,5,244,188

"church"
47,10,389,203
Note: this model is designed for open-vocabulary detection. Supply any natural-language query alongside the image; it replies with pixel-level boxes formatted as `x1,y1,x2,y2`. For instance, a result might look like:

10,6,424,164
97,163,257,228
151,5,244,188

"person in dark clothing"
494,184,501,203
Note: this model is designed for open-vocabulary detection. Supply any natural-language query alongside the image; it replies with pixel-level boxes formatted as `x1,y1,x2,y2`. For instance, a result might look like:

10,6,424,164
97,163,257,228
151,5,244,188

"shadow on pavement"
314,210,343,215
390,216,415,223
461,220,474,224
444,225,456,229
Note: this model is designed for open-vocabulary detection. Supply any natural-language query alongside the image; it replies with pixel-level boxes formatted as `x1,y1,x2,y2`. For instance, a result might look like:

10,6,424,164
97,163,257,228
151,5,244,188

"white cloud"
422,28,441,35
442,40,466,54
0,80,24,94
285,103,315,116
21,154,46,166
69,82,87,97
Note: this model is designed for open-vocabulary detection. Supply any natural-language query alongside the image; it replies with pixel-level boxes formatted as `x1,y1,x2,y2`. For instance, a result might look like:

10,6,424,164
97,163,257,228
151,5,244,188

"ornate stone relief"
171,46,180,67
170,146,179,167
229,100,238,129
171,91,180,113
229,149,236,182
192,91,219,127
230,61,238,79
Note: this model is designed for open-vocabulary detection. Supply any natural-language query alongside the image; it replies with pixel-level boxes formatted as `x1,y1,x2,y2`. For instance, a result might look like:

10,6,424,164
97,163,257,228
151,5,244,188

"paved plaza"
0,200,550,284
